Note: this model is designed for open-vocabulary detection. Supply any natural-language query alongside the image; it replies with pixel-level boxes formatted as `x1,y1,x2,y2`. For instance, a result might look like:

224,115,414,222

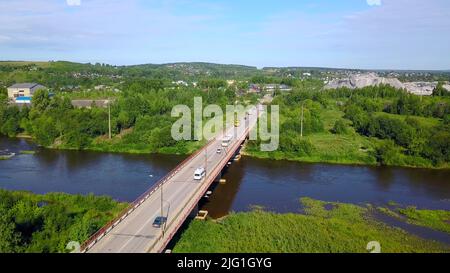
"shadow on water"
200,159,248,219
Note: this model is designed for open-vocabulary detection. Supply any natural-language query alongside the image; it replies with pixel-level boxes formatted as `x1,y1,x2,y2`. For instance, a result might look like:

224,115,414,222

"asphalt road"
87,106,259,253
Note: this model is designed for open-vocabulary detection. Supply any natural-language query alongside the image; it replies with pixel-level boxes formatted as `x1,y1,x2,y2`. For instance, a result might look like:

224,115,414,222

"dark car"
152,216,167,228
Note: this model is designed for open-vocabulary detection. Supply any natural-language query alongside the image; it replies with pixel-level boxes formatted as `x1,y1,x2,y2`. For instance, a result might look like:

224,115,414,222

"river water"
1,136,449,220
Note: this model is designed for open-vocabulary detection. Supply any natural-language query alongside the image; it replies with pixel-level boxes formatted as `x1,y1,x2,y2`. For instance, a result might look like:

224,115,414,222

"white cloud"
367,0,382,6
67,0,81,6
0,35,12,43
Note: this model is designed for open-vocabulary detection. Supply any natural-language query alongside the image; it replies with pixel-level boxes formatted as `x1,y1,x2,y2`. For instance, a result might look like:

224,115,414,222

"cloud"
254,0,450,69
0,0,449,69
66,0,81,6
0,35,12,43
367,0,382,6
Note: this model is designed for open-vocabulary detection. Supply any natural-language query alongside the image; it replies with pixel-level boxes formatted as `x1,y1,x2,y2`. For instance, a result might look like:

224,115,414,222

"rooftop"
9,83,45,89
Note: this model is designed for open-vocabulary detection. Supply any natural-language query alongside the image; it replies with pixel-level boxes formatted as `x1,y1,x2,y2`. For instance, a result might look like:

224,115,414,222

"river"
1,136,450,220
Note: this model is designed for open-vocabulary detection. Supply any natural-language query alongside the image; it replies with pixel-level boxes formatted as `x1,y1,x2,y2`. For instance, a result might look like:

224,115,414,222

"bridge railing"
151,127,250,253
80,139,216,252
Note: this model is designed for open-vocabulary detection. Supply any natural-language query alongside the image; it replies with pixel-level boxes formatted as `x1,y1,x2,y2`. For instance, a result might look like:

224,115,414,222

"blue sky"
0,0,449,70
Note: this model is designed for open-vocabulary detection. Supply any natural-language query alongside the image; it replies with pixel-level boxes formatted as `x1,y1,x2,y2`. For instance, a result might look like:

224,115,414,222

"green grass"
246,132,377,166
399,207,450,234
376,206,450,234
245,105,449,169
246,106,378,166
173,198,449,253
19,150,36,155
0,189,127,253
86,140,204,155
0,61,51,68
372,112,441,129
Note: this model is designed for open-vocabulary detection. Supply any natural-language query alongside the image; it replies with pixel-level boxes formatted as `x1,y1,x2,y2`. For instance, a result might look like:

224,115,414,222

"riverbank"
174,198,450,253
8,132,449,170
0,189,448,253
243,148,450,170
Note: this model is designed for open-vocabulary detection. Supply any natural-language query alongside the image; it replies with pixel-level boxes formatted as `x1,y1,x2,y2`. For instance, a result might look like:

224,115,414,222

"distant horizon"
1,59,449,73
1,1,449,71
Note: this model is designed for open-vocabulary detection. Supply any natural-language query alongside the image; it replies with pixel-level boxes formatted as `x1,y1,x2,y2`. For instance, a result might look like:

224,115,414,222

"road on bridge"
86,106,261,253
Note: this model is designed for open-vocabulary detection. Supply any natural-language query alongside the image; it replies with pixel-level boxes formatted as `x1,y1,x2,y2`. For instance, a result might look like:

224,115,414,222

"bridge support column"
189,204,199,219
214,172,222,182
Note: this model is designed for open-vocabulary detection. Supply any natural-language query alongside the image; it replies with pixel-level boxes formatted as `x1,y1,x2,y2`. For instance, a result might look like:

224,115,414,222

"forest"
246,82,450,168
0,61,449,168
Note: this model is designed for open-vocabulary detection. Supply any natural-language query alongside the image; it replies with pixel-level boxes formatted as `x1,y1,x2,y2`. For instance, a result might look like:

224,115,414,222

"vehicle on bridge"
216,147,222,154
152,216,167,228
221,135,232,147
194,167,206,180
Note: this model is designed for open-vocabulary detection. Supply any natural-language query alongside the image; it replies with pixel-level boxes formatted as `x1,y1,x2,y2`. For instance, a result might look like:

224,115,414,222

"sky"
0,0,449,70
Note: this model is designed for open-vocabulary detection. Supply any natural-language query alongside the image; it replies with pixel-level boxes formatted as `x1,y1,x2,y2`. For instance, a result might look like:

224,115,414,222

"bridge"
81,106,261,253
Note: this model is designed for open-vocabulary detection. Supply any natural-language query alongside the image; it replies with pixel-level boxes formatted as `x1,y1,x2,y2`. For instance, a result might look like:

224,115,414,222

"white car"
194,167,206,181
221,135,232,147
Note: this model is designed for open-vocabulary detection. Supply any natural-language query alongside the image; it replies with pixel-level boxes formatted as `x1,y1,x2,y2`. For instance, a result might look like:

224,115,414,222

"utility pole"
300,103,304,138
108,99,112,140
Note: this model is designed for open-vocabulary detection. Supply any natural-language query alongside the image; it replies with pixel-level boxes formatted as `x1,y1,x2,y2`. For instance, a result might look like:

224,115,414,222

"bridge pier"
189,204,199,219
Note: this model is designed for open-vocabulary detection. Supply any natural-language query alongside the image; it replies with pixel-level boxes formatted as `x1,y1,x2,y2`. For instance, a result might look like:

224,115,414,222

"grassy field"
372,111,441,129
244,105,449,169
86,138,205,155
377,206,450,234
19,150,36,155
0,61,51,68
245,108,377,166
173,198,449,253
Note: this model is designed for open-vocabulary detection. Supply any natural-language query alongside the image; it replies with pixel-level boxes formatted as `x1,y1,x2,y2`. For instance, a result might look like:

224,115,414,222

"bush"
375,140,404,166
332,120,349,135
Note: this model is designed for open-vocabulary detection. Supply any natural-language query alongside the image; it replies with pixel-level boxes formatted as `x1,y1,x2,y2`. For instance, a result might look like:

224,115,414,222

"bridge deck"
85,107,259,253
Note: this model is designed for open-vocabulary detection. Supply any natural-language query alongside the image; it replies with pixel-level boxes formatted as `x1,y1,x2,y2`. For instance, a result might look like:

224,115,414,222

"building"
248,84,261,93
279,84,292,92
264,84,278,92
7,83,46,103
263,84,292,92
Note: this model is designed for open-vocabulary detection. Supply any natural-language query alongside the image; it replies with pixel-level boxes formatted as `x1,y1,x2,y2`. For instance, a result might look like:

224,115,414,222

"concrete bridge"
81,106,261,253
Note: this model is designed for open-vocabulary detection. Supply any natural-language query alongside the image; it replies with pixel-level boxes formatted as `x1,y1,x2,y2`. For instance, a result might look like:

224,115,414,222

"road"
86,106,260,253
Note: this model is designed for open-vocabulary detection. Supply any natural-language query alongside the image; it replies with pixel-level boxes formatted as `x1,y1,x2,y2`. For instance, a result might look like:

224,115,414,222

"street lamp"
151,174,165,237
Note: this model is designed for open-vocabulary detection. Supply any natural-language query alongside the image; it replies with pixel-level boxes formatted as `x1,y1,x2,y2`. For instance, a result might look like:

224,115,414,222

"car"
152,216,167,228
194,167,206,180
222,135,232,147
216,147,222,154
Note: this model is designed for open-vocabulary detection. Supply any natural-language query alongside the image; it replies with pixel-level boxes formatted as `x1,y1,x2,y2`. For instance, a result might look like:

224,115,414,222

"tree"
375,140,403,166
31,89,51,112
332,120,349,135
423,131,450,164
433,82,449,97
0,206,20,253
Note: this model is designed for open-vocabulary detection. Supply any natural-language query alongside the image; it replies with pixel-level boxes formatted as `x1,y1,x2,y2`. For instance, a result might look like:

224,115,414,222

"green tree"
332,119,349,135
31,89,51,112
0,206,20,252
